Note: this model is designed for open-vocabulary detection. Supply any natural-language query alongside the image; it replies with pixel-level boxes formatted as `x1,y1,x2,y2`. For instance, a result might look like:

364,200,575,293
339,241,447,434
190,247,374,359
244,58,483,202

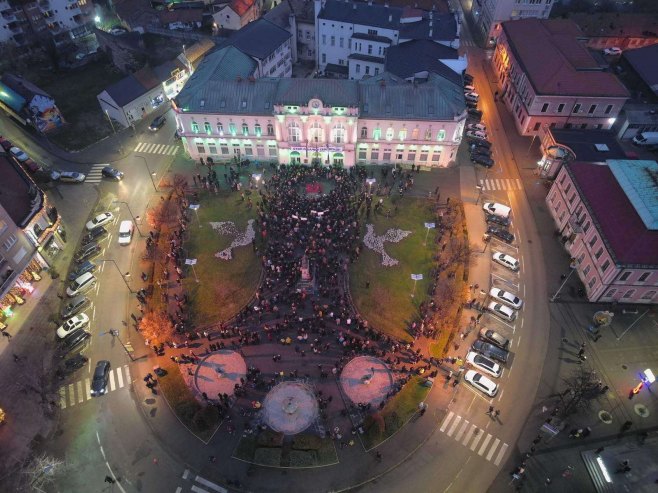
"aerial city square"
0,0,657,491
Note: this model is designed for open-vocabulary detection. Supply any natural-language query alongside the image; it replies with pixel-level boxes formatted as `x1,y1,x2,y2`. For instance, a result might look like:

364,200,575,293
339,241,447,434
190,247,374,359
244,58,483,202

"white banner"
424,222,436,228
185,259,197,265
189,204,200,210
411,274,423,281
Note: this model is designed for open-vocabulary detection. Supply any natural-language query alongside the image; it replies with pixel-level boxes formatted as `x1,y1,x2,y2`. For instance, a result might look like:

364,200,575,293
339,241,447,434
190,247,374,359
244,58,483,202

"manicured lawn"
184,190,261,326
233,432,337,467
362,376,431,449
349,197,436,341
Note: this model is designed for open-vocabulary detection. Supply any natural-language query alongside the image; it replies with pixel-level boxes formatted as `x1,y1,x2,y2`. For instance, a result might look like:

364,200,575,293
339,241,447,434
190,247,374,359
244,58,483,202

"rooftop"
549,129,628,164
223,18,291,60
607,160,658,230
263,0,315,27
0,155,43,228
385,39,461,84
569,12,658,39
158,8,203,24
622,44,658,96
567,160,658,267
102,67,162,107
186,46,257,85
502,19,629,98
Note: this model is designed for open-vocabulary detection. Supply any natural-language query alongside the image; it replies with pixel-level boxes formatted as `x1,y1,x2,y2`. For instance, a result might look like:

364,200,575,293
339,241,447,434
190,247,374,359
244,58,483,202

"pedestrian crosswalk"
85,163,107,184
176,469,227,493
479,178,523,191
134,142,179,156
58,365,131,409
439,411,509,466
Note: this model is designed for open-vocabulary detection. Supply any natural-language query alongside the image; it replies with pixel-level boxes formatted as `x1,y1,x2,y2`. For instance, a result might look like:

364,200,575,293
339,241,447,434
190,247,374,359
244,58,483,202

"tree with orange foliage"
139,310,175,345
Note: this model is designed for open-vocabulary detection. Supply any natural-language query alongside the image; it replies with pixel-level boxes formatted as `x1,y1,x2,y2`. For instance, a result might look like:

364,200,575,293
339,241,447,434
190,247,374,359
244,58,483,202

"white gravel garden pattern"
363,224,412,267
210,219,256,260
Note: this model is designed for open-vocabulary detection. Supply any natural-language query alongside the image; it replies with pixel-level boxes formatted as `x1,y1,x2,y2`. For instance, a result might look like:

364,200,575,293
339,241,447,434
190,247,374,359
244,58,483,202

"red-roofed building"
492,19,629,136
547,160,658,304
212,0,260,31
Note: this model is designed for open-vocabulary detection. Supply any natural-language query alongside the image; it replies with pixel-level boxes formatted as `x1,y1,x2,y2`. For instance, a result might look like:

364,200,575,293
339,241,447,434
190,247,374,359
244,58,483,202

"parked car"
118,220,134,246
86,212,114,231
470,139,492,150
463,72,474,83
61,295,90,319
463,84,475,92
68,260,97,281
487,301,517,322
58,171,86,183
9,146,29,162
492,252,519,271
60,328,91,353
91,361,111,396
472,339,510,363
149,115,166,132
486,226,515,244
82,226,107,245
603,47,622,56
483,202,511,219
466,351,502,378
485,214,509,227
22,158,40,173
489,288,523,310
465,92,480,102
467,108,483,121
471,154,494,168
466,130,487,141
466,100,479,110
74,243,101,263
109,27,127,35
66,272,97,297
467,123,486,132
479,328,510,350
0,137,13,151
464,370,498,397
57,313,90,339
102,166,124,180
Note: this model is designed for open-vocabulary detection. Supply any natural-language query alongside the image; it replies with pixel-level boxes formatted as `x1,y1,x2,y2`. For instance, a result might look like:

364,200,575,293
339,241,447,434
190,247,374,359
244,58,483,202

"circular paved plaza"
340,356,393,407
193,350,247,398
261,381,319,435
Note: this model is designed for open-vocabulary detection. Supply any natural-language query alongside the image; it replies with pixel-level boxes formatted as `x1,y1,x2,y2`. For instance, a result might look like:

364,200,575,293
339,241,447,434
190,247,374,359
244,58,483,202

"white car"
57,313,90,339
464,84,475,92
466,351,501,378
465,91,480,101
464,370,498,397
58,171,86,183
488,301,517,322
489,288,523,310
10,146,29,162
603,47,622,56
492,252,520,271
466,130,487,140
483,202,511,219
86,212,114,231
467,123,486,132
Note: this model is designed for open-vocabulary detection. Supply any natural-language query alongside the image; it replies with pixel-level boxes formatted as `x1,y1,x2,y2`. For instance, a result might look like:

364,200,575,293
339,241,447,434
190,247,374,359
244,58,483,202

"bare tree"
139,310,176,345
11,453,68,492
558,366,602,417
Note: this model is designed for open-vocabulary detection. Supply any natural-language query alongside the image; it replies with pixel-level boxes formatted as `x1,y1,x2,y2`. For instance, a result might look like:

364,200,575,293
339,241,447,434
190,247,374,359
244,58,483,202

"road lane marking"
194,475,227,492
470,428,483,450
462,424,477,445
175,488,182,493
191,487,209,493
68,384,75,406
59,387,67,409
109,370,116,391
516,179,522,189
182,469,190,479
516,334,522,347
124,365,131,382
85,378,91,400
447,415,462,436
117,367,124,388
486,438,501,461
497,389,504,401
440,411,454,432
494,442,509,466
455,420,470,441
478,434,492,455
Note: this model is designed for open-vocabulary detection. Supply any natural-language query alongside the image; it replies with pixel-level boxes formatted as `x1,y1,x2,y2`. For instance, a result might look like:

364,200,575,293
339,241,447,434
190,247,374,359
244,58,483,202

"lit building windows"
385,127,394,141
288,122,301,142
204,122,212,135
191,121,199,133
255,124,262,137
332,123,346,144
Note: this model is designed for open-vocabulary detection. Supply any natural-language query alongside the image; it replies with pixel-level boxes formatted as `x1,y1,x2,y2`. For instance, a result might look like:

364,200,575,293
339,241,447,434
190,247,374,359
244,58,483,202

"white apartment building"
473,0,554,45
314,0,459,80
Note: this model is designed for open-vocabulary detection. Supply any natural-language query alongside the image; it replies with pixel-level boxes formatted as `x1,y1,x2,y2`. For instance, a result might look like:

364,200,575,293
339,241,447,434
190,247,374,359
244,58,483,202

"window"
288,122,301,142
619,271,631,281
360,126,368,138
208,144,217,154
639,272,651,282
622,289,635,299
322,54,326,63
330,36,335,46
431,153,441,162
229,123,237,136
370,149,379,160
588,235,598,247
407,151,416,161
583,221,591,233
396,153,403,160
257,144,265,156
365,66,370,75
221,144,229,155
564,183,572,195
309,122,324,142
367,29,377,35
437,129,446,141
399,129,407,140
242,123,249,136
601,260,610,272
232,144,240,155
322,35,326,44
605,288,617,298
254,124,262,137
269,145,277,157
583,264,591,276
339,37,343,48
267,124,274,136
419,152,428,162
385,127,394,141
424,128,431,140
604,104,613,115
358,149,367,160
641,290,656,300
204,122,212,134
533,122,541,131
573,103,581,113
217,122,224,135
191,121,199,133
382,150,391,161
373,127,381,140
541,103,549,113
375,67,379,76
588,104,597,114
356,64,361,74
2,234,17,251
557,103,565,113
588,277,597,289
368,44,372,54
332,123,346,143
244,146,253,156
594,248,603,260
411,128,419,140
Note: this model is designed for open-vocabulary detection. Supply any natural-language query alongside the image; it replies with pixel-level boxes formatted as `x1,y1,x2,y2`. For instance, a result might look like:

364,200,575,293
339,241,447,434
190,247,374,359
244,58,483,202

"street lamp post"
112,200,146,237
135,154,158,192
104,109,116,135
550,259,577,302
475,184,484,205
100,259,135,293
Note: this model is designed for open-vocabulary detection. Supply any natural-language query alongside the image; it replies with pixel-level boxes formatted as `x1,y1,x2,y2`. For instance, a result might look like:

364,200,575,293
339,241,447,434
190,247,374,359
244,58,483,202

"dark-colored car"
485,214,510,227
102,166,124,180
479,328,511,349
472,340,509,364
149,115,166,132
61,296,90,319
91,360,111,396
0,137,12,151
74,242,101,263
463,72,474,83
466,100,478,110
22,158,40,173
486,226,515,244
82,226,107,245
471,154,494,168
470,147,491,159
470,139,492,150
60,328,91,352
467,108,483,121
68,261,97,281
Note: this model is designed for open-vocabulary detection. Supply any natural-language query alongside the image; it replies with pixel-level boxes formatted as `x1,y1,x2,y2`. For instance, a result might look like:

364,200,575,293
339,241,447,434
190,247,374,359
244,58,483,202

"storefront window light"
217,122,224,136
204,122,212,135
437,129,446,141
373,128,381,140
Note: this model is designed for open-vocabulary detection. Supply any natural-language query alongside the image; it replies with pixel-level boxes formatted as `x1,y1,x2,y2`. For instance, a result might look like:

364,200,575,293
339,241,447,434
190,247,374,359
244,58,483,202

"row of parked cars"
482,202,515,244
461,76,494,169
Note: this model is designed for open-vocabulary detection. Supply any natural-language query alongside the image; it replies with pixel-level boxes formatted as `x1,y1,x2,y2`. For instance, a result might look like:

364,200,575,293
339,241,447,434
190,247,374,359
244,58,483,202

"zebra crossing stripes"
440,411,509,466
177,470,227,493
134,142,179,155
479,178,523,191
85,163,107,184
59,365,131,409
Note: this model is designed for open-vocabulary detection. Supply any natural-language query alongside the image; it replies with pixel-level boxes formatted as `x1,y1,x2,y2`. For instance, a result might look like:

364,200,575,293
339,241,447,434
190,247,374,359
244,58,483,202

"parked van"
66,272,96,297
118,220,134,245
